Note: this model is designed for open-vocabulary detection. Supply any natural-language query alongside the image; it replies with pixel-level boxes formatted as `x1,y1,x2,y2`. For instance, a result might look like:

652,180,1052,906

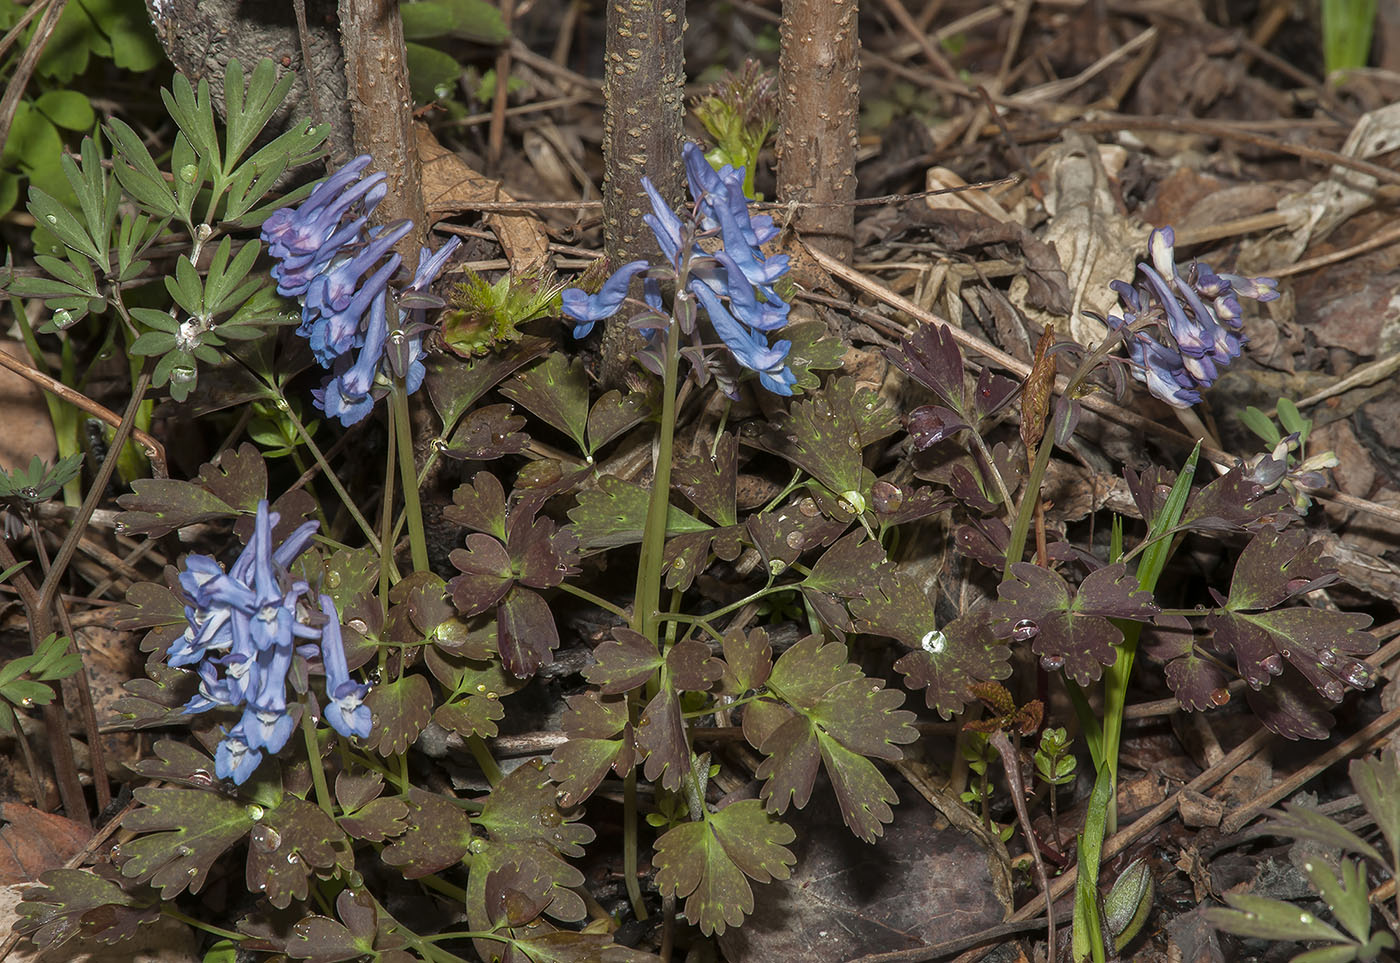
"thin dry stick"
1269,220,1400,279
0,0,66,150
1221,704,1400,834
874,0,962,83
488,0,515,169
988,730,1054,957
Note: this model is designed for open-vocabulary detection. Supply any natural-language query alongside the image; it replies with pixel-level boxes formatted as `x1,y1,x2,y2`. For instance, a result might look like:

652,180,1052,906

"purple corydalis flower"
314,289,391,427
1108,226,1277,409
561,142,795,395
318,595,370,740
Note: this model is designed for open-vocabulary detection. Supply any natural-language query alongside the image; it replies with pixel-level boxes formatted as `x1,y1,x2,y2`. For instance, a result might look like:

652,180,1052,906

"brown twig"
988,730,1055,960
0,0,66,152
488,0,515,171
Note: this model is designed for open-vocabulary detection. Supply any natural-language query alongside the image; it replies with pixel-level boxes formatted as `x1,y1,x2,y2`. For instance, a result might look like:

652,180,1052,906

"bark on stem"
777,0,859,263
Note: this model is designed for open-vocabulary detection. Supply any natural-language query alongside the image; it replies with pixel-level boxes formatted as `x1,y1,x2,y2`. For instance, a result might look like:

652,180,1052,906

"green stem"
464,734,502,785
623,762,648,921
162,907,242,943
279,394,382,552
1001,435,1057,584
633,319,682,643
300,702,334,818
557,580,627,618
658,579,783,629
391,379,429,573
379,396,399,605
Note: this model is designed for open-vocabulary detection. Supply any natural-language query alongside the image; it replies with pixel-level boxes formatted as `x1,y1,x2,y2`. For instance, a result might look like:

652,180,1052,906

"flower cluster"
261,155,461,426
562,142,796,395
1106,226,1278,408
169,501,369,783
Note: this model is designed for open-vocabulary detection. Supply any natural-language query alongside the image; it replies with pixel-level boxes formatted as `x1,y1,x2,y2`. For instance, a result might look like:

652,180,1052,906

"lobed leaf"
500,353,591,453
246,796,351,909
15,868,157,950
362,674,433,756
120,786,257,898
379,789,474,878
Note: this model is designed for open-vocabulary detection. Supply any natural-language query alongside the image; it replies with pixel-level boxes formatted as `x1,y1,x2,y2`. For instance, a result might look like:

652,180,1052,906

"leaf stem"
633,318,681,643
391,378,429,572
278,391,382,553
557,580,627,618
300,700,334,818
162,907,243,943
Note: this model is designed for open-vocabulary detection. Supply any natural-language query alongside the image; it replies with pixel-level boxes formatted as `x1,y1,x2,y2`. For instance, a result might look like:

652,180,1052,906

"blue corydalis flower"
262,156,461,426
1106,226,1277,409
170,500,373,784
561,142,796,396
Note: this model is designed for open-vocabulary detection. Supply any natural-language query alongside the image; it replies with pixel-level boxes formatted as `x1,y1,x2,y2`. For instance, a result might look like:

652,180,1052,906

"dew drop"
1260,654,1285,677
476,683,488,693
468,838,486,854
485,691,498,701
18,697,33,707
286,852,300,865
45,214,58,224
250,825,282,852
798,498,820,518
1041,654,1065,671
1342,663,1371,687
176,845,193,857
920,630,947,655
245,804,265,821
846,433,861,450
1321,680,1344,702
1011,619,1039,643
768,559,787,576
109,844,122,859
785,531,806,550
51,308,73,329
538,808,562,827
349,618,368,633
1317,649,1337,667
186,867,199,877
325,571,341,589
1299,913,1313,925
179,163,199,184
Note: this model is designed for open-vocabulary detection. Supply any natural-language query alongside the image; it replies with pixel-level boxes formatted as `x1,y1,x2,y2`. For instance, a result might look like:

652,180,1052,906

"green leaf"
783,320,848,394
405,42,466,105
476,759,594,857
673,433,738,527
34,90,94,132
500,353,591,453
1303,858,1375,945
653,799,796,936
402,0,511,43
1240,405,1281,447
1267,803,1385,865
120,786,258,898
1072,763,1113,963
426,337,550,432
586,389,652,454
3,101,63,173
567,474,709,553
1103,857,1153,950
1205,893,1348,943
1349,748,1400,871
223,59,297,171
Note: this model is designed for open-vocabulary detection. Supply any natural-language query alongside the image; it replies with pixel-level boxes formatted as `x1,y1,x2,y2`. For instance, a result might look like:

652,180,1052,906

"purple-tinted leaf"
127,739,222,790
667,639,723,691
1243,667,1336,740
586,389,653,453
119,787,256,898
500,929,656,963
906,404,969,450
1226,530,1339,611
663,529,712,592
886,323,964,412
742,696,794,757
1142,615,1232,712
674,433,739,527
891,607,1012,719
196,443,267,515
335,888,377,945
246,796,350,909
745,505,848,574
115,478,237,538
870,481,950,527
284,915,367,963
363,674,433,756
388,571,451,641
434,694,507,740
443,471,509,540
800,532,890,632
637,686,688,792
720,627,773,695
500,353,591,452
819,736,900,842
1179,464,1293,533
971,366,1019,421
476,759,595,857
14,868,157,950
754,712,819,814
426,336,551,429
497,585,559,678
948,464,1001,516
441,403,529,460
567,474,709,553
380,789,475,878
584,627,661,695
422,648,522,709
1050,394,1081,446
448,534,514,615
485,859,555,928
111,663,196,728
551,692,633,807
653,798,796,936
766,635,861,709
338,798,409,843
759,380,896,498
954,517,1010,569
1211,607,1378,700
810,678,917,760
115,579,188,658
991,563,1150,685
508,514,580,589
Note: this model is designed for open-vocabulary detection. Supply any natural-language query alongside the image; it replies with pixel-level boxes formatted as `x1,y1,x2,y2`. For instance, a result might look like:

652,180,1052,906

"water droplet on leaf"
1260,654,1285,676
1040,654,1065,671
920,630,946,655
1011,619,1039,642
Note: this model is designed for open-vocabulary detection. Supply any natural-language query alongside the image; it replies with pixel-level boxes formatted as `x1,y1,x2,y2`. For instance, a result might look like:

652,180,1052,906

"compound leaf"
246,796,350,909
362,674,433,756
379,789,474,878
567,475,708,554
499,353,590,453
584,628,662,695
120,786,256,898
15,868,157,950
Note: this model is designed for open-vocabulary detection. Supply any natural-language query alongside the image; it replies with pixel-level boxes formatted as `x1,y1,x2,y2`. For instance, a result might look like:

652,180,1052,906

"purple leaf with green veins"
744,504,847,573
887,323,965,413
127,739,223,790
1143,615,1232,711
440,403,529,460
119,786,257,898
653,798,796,936
586,388,653,453
246,796,350,909
476,759,595,857
497,585,560,678
674,433,739,527
116,478,239,538
443,472,508,540
1243,669,1336,741
448,534,514,615
502,929,659,963
15,867,158,950
284,914,370,963
858,580,1011,718
800,532,893,632
781,320,847,394
720,627,773,695
991,562,1158,686
819,735,903,843
499,352,591,453
507,514,579,589
758,379,898,500
667,639,724,691
550,691,634,807
379,789,475,878
754,712,820,814
906,404,970,450
485,859,556,928
196,443,269,514
337,797,409,842
112,663,197,728
434,693,507,740
584,627,661,695
1176,463,1292,533
115,579,188,657
425,336,551,429
567,474,710,553
1223,530,1338,610
361,674,432,756
637,686,689,792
